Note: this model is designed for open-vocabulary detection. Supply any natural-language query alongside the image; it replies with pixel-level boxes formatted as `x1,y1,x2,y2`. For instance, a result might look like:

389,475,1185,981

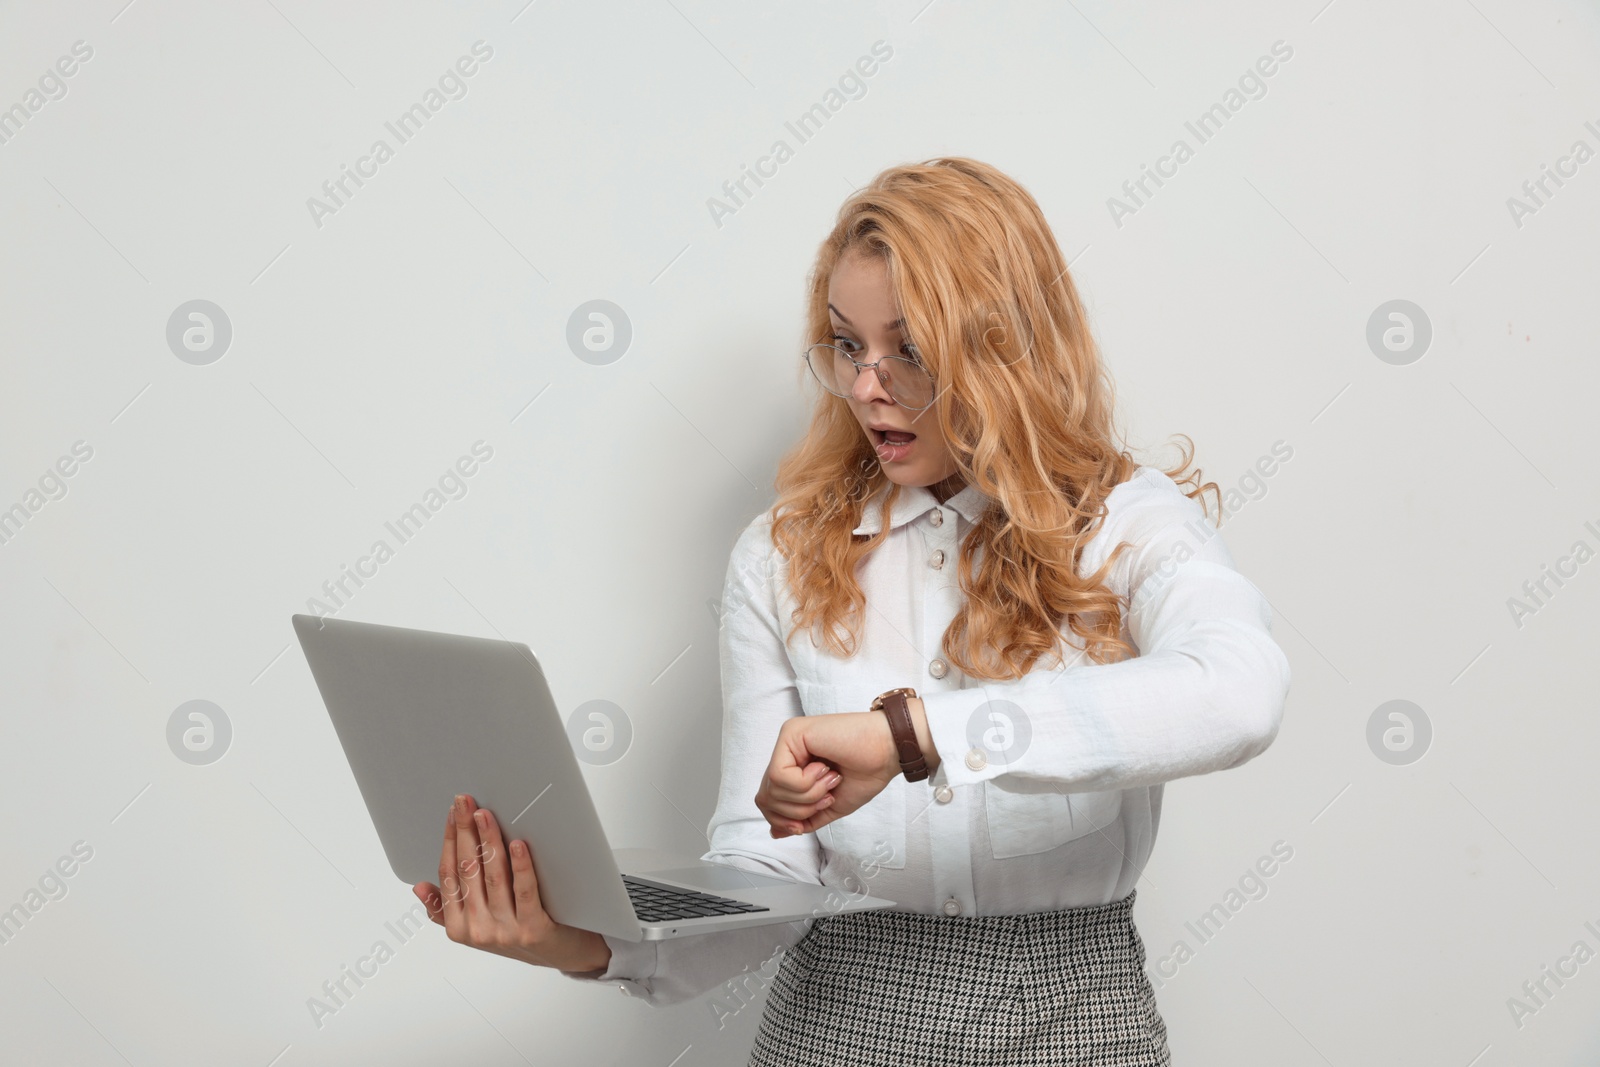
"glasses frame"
803,342,937,413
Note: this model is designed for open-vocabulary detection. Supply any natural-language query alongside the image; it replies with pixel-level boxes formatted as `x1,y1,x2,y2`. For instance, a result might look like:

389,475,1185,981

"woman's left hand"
756,712,900,837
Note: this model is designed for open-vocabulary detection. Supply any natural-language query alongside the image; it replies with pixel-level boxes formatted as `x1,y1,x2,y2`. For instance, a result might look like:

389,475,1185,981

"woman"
413,157,1291,1065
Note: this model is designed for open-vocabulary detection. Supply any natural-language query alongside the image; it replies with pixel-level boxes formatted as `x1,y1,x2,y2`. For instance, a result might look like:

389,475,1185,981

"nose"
849,353,895,405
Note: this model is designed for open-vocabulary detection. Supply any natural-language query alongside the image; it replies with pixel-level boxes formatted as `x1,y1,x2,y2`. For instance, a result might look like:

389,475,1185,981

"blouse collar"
852,479,993,535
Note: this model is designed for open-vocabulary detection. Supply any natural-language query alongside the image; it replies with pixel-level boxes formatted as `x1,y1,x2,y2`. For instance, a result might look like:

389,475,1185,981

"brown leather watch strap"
871,687,929,782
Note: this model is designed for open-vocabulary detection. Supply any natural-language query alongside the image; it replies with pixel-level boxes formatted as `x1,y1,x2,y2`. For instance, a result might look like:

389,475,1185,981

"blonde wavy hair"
770,157,1220,680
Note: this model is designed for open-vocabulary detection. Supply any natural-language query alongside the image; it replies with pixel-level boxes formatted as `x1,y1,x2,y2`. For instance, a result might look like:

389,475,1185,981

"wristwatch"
870,686,929,782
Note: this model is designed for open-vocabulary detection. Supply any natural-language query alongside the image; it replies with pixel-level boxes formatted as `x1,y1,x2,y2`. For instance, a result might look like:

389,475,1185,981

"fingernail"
474,809,487,827
818,795,834,808
827,773,842,788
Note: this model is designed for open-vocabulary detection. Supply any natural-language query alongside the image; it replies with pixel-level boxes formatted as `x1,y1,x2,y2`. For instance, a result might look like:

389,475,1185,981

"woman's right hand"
413,793,612,975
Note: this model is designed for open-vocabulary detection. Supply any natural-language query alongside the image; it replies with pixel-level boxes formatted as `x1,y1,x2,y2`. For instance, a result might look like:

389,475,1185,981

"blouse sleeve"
559,514,825,1007
919,471,1291,793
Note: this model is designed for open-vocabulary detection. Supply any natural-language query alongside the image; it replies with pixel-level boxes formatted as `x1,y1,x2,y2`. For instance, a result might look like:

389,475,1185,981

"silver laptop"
291,614,895,942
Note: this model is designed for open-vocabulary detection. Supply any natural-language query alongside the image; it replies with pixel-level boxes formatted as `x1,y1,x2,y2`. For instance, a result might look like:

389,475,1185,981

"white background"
2,0,1598,1063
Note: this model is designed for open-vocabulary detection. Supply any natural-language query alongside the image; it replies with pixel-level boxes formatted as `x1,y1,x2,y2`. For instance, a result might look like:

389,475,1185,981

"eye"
901,343,924,365
830,334,862,352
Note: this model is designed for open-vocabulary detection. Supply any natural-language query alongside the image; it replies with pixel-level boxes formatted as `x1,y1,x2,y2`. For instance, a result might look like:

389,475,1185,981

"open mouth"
871,426,917,460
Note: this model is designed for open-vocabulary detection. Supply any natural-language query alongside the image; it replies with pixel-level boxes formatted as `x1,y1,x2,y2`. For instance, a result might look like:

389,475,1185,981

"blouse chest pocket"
983,778,1122,860
794,680,906,870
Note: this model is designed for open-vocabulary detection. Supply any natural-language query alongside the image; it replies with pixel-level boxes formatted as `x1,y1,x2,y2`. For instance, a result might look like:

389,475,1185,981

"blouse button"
928,659,948,679
934,784,954,804
929,549,945,569
942,898,961,916
930,509,943,527
964,748,987,771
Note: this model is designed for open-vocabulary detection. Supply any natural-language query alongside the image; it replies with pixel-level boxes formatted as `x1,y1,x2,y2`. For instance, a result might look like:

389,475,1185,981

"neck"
927,473,965,504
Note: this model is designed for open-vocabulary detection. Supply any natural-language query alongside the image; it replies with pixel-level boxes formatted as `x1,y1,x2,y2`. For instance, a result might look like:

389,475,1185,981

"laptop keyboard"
623,874,771,923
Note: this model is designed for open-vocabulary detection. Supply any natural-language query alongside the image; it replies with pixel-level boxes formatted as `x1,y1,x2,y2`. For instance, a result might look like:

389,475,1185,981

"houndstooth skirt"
747,889,1171,1066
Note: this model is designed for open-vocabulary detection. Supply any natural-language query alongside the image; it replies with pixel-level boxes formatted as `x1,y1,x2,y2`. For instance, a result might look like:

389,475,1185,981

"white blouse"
562,464,1290,1007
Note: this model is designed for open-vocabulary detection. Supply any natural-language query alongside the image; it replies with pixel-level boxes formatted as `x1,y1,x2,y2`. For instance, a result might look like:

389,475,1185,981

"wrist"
554,927,611,975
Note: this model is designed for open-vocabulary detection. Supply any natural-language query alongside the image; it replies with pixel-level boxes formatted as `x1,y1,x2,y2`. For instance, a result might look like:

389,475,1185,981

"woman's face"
825,251,961,494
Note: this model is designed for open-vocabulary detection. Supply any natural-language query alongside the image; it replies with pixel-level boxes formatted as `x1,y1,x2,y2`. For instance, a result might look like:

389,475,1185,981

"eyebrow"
828,303,903,332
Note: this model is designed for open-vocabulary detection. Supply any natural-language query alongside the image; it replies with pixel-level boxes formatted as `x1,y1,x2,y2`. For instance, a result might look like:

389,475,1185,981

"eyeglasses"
803,342,936,411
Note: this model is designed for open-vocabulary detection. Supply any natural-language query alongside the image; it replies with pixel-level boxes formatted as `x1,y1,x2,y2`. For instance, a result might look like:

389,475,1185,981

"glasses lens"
880,356,934,409
804,344,851,397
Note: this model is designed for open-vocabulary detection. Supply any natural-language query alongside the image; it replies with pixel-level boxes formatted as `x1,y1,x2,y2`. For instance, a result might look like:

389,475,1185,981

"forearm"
560,906,819,1007
916,618,1289,791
